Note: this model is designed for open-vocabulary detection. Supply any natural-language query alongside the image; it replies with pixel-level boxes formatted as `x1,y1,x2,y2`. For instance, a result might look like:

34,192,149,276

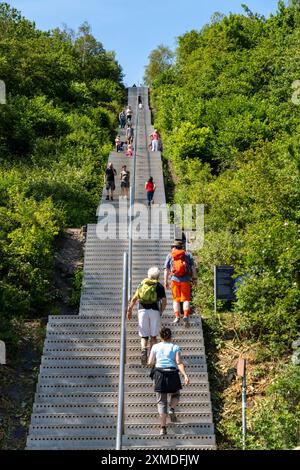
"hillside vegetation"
0,3,124,348
145,1,300,449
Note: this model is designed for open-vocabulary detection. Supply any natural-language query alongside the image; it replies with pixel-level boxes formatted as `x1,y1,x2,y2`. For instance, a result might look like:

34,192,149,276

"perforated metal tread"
26,87,215,450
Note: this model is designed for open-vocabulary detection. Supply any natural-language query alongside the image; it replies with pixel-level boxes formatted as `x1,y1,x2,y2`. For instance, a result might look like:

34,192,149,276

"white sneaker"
173,317,180,324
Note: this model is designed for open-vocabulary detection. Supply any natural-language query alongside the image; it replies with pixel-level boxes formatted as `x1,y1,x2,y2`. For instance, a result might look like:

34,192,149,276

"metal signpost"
237,358,247,450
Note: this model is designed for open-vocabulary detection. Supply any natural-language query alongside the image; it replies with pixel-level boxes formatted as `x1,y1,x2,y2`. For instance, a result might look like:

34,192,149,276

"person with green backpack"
127,267,167,366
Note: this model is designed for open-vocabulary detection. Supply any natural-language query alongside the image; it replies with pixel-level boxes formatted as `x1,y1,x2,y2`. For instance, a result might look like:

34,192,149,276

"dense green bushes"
220,364,300,449
0,3,124,347
147,1,300,353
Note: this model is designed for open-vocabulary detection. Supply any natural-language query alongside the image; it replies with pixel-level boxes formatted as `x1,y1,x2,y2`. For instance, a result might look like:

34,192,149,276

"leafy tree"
144,44,174,87
147,3,300,351
0,4,125,346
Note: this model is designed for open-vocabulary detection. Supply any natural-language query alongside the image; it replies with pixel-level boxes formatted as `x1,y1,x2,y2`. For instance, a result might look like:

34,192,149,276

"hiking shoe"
169,408,177,422
173,317,180,324
110,196,113,201
159,426,167,436
141,349,148,366
106,195,109,200
183,316,190,327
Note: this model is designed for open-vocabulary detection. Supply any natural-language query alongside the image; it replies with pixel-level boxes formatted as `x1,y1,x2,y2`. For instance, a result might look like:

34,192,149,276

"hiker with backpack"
145,177,156,206
148,326,190,435
120,165,130,198
164,240,197,326
127,267,167,365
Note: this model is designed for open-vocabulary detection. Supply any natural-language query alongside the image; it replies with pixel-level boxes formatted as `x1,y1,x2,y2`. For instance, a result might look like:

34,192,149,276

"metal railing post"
128,187,133,301
242,362,247,450
116,252,128,450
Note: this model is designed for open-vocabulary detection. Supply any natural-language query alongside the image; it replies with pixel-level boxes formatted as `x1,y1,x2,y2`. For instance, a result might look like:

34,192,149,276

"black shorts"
121,181,129,188
106,181,115,191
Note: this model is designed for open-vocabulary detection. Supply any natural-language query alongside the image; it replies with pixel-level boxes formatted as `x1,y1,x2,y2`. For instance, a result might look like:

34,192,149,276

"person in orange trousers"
164,240,197,326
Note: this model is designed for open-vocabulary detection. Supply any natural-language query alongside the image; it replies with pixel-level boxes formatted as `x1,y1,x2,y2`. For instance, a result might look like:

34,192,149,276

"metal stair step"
30,414,117,425
34,390,210,405
122,434,215,447
124,411,213,424
28,423,214,438
32,401,212,414
38,371,209,384
37,383,210,393
26,436,115,450
38,364,207,374
125,423,214,436
29,424,116,437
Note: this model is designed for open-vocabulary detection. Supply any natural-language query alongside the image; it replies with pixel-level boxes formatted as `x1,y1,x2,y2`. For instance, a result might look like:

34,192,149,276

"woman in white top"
148,326,189,435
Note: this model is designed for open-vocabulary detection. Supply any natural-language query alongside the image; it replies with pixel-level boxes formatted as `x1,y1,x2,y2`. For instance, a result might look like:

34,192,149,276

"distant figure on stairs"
145,176,156,206
148,326,190,436
125,144,133,157
104,162,117,201
138,95,143,109
150,129,160,151
164,240,197,327
119,110,126,128
126,124,134,144
120,165,130,198
127,267,167,366
125,105,132,125
115,135,123,152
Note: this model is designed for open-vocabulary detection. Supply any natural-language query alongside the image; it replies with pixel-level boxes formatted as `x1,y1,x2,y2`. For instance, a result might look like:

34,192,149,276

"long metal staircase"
26,87,216,450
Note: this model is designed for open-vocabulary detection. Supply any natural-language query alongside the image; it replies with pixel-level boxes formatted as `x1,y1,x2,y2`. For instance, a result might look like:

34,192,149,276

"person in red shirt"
145,177,156,206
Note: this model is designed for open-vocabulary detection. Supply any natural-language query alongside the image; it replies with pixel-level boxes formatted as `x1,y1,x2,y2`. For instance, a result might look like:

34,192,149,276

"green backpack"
136,279,158,304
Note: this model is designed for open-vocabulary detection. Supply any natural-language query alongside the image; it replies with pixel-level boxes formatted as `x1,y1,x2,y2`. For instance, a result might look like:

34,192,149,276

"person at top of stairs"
148,326,190,436
127,267,167,366
125,105,132,125
164,240,197,327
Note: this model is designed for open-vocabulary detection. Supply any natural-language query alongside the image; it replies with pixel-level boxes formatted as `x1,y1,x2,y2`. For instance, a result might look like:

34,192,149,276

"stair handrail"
116,251,128,450
116,90,139,450
128,94,139,300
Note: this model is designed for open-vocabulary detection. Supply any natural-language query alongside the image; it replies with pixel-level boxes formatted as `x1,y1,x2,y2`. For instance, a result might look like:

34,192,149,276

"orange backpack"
171,249,188,277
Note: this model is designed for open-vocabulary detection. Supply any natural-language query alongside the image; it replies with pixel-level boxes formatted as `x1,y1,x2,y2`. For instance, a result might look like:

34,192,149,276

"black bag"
151,368,182,393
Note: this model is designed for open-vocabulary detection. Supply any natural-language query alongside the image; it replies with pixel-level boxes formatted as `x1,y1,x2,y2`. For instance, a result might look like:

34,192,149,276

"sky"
7,0,284,85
